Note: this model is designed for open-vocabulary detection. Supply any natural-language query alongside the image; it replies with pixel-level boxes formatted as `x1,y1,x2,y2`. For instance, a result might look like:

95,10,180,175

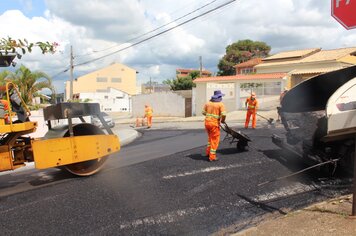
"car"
91,112,115,128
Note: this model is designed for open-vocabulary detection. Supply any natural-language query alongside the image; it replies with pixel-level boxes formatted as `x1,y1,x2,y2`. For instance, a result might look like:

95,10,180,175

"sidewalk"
233,195,356,236
114,109,280,127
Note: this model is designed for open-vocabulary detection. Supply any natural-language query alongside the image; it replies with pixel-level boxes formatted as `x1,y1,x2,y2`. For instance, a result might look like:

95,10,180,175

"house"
192,46,356,116
193,73,287,113
176,68,212,78
234,58,262,74
76,88,131,112
65,63,137,100
255,47,356,88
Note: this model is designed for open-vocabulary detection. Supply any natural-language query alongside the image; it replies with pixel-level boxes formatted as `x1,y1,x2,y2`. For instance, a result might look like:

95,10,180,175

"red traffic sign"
331,0,356,29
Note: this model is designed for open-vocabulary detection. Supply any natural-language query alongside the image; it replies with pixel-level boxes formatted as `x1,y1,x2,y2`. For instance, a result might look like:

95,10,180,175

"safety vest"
202,101,226,126
0,100,9,123
246,97,258,111
145,106,153,117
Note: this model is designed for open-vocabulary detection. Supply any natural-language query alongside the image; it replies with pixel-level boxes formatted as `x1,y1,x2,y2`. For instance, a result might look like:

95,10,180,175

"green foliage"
217,39,271,76
189,70,200,80
163,71,200,90
0,37,58,58
28,104,41,111
4,65,55,105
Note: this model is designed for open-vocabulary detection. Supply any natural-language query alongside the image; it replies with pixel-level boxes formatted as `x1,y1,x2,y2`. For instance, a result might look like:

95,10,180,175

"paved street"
0,125,351,235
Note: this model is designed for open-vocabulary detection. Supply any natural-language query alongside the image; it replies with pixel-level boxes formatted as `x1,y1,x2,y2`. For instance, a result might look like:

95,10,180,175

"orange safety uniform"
144,105,153,128
202,101,226,161
245,96,258,129
0,100,9,124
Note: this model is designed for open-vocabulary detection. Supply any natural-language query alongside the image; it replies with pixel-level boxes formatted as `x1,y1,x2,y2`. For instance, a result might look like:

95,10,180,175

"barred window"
96,77,107,82
111,77,122,83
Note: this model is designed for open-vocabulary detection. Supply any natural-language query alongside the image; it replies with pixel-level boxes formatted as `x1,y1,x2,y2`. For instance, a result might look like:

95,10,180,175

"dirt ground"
232,194,356,236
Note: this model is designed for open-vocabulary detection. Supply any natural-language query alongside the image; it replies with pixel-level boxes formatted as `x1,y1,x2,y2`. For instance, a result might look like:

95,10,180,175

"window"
104,95,109,99
241,68,253,74
96,77,107,82
111,77,122,83
96,89,109,92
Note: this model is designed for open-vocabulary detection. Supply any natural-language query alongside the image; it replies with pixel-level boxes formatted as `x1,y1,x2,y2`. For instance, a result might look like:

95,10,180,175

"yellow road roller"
0,82,120,176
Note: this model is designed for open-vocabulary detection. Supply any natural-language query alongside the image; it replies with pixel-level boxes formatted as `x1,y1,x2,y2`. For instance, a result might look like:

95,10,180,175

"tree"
217,39,271,76
0,70,11,84
163,71,200,90
8,65,55,105
0,37,58,57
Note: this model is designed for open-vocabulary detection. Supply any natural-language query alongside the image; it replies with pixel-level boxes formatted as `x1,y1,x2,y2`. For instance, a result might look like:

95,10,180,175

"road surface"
0,126,351,235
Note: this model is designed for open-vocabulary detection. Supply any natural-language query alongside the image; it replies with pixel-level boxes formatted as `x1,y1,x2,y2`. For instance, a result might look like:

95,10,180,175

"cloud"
1,0,355,93
45,0,147,42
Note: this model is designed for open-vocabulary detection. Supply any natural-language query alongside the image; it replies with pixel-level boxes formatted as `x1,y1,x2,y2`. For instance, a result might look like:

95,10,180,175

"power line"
75,0,221,60
125,0,220,44
51,67,70,78
74,0,237,68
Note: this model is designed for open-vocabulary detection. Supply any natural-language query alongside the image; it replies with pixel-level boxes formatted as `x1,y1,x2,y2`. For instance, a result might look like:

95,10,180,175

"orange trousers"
205,122,220,161
146,116,152,127
245,110,256,128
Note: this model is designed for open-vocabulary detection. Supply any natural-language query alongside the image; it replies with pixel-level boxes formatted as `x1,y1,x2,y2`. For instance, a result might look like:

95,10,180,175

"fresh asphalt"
0,125,352,235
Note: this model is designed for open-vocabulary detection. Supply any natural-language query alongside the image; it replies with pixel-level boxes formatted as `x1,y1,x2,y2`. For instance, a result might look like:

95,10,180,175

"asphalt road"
0,126,352,235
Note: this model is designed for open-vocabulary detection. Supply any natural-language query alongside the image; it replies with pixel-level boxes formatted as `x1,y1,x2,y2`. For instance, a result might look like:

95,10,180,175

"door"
185,98,192,117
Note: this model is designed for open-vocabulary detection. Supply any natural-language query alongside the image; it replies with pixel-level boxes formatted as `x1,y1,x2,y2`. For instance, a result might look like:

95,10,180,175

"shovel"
256,113,274,125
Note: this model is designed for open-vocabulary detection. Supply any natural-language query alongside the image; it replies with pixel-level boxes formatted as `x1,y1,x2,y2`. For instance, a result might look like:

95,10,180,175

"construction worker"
144,104,153,128
202,90,226,162
0,99,9,124
0,84,11,124
245,92,258,129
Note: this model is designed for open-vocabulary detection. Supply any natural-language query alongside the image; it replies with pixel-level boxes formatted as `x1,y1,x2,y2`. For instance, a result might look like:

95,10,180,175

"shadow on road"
186,153,209,162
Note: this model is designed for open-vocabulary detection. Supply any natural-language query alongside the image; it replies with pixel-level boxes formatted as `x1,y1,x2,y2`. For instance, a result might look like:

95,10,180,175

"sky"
0,0,355,93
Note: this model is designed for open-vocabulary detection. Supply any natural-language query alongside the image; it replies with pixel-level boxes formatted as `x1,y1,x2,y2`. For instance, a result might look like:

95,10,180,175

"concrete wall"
132,92,185,117
194,83,208,116
79,88,131,112
194,79,283,115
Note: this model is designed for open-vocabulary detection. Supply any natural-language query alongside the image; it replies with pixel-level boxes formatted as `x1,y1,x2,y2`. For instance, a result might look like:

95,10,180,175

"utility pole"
69,45,74,100
149,77,152,93
199,56,203,77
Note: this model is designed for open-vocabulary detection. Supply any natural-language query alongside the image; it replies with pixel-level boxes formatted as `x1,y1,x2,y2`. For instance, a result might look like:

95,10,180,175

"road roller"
0,82,120,176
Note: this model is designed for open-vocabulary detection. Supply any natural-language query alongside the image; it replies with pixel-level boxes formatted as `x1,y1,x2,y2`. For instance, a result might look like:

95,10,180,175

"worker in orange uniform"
144,104,153,128
0,99,10,123
202,90,226,162
0,84,11,124
244,92,258,129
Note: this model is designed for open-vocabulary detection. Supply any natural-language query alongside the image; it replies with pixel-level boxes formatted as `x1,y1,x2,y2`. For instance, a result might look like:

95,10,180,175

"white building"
78,88,131,112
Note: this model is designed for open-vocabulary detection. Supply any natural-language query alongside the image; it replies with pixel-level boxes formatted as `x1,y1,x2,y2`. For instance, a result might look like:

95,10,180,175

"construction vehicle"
272,65,356,175
0,55,120,176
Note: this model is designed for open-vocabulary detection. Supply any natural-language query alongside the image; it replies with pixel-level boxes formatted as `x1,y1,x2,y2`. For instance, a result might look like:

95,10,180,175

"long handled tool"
256,113,274,125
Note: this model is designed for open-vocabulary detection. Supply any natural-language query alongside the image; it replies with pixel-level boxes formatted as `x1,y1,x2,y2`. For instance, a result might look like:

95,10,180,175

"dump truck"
0,54,120,176
272,65,356,175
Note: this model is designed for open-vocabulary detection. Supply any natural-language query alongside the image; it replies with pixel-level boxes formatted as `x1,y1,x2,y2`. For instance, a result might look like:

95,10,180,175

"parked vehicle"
272,65,356,175
91,112,115,128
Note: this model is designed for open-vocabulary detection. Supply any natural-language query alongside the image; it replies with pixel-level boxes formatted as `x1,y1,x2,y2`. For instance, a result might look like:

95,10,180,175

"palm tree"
0,70,11,84
9,65,55,105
